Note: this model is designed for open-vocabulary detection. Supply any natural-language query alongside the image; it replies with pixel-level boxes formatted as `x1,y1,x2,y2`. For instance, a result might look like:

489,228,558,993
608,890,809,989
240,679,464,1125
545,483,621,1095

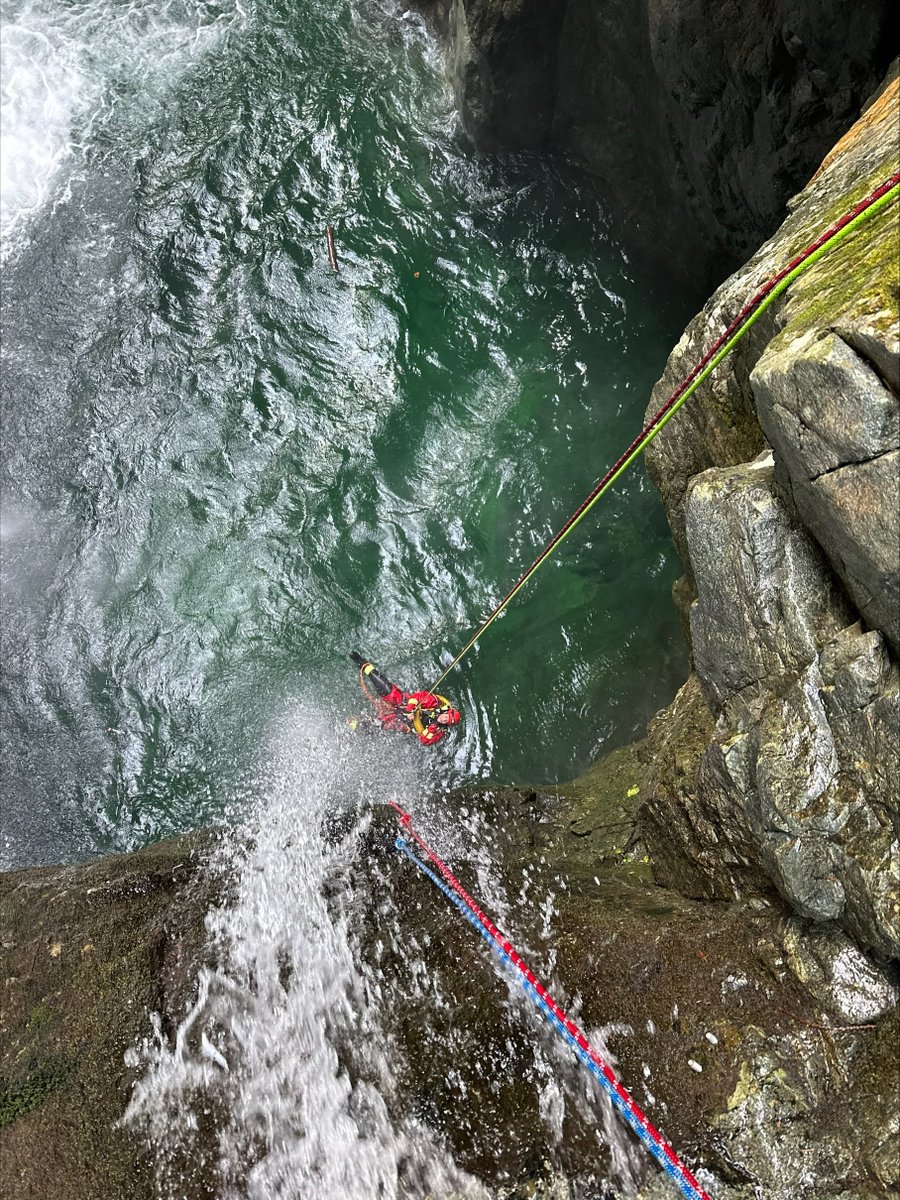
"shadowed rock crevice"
421,0,895,292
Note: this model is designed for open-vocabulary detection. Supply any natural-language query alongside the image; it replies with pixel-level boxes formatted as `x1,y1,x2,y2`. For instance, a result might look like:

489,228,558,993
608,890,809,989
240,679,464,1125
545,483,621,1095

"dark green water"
1,0,688,870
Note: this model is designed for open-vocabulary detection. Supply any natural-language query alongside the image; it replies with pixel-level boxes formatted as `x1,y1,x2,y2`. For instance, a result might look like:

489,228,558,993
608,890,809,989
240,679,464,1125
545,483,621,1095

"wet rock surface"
412,781,899,1200
0,833,219,1200
422,0,894,291
5,768,898,1200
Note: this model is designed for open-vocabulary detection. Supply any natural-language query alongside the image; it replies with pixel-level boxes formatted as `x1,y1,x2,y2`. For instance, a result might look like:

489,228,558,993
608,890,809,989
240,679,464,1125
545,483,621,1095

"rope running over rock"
428,172,900,695
392,804,711,1200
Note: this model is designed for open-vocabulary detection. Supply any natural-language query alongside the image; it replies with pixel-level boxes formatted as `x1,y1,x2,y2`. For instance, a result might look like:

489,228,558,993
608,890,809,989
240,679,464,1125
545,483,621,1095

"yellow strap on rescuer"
412,695,452,736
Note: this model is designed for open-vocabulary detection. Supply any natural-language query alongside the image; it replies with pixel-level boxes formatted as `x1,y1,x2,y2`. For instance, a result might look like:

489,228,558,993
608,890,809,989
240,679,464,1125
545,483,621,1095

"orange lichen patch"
810,76,899,184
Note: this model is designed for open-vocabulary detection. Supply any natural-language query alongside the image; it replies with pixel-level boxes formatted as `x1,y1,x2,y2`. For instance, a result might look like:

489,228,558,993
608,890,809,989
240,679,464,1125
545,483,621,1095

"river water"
2,0,694,1193
1,0,696,1190
1,0,689,872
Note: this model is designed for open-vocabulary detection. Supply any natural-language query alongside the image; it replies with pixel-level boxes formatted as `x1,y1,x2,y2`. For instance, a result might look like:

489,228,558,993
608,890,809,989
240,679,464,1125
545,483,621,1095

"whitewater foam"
122,705,486,1199
0,0,244,261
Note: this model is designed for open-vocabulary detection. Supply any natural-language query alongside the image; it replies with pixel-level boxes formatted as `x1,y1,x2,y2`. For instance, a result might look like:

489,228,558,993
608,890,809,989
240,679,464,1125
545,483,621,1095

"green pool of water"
1,0,689,868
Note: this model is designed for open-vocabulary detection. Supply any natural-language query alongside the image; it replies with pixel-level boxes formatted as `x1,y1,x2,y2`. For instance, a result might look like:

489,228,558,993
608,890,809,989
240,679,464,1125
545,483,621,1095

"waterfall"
123,706,489,1198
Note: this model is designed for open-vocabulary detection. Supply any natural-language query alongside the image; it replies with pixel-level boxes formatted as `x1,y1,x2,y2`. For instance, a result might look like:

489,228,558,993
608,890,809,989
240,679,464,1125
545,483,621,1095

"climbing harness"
408,696,455,737
427,171,900,695
357,663,456,737
391,804,711,1200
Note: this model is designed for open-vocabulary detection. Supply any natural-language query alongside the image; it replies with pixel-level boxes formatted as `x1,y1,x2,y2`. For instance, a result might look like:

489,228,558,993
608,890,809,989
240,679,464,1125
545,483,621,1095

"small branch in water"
326,225,339,272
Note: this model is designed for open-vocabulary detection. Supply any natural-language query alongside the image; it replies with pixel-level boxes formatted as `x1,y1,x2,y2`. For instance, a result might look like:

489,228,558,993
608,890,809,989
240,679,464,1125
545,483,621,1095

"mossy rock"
0,832,220,1200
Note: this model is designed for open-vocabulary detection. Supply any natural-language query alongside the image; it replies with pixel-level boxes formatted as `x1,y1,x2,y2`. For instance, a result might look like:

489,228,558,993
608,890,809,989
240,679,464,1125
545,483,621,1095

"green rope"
429,178,899,695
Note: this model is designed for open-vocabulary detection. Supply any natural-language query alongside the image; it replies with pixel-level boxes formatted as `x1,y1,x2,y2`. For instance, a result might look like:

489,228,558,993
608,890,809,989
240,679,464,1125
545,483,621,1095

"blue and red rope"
392,805,711,1200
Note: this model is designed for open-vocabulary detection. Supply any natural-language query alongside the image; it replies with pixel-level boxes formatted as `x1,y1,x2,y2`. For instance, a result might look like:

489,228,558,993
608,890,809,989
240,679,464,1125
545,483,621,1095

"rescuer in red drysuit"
350,651,461,746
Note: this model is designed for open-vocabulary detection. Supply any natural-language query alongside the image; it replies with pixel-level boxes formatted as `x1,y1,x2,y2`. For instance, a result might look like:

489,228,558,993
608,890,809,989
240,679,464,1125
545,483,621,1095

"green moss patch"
0,1055,72,1130
783,198,899,343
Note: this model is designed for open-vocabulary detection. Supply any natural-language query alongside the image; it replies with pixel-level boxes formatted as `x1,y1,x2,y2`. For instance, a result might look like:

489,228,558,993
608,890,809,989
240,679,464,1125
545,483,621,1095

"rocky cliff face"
3,22,897,1200
430,0,899,977
638,66,899,973
419,21,900,1192
424,0,895,293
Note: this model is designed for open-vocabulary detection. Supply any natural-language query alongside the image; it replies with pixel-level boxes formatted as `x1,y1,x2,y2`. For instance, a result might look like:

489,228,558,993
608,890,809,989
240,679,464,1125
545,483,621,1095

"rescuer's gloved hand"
350,651,367,667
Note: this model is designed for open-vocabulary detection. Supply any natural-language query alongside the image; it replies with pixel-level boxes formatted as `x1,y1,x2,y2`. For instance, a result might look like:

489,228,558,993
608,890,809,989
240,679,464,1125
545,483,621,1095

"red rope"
389,802,711,1198
491,171,900,606
429,170,900,693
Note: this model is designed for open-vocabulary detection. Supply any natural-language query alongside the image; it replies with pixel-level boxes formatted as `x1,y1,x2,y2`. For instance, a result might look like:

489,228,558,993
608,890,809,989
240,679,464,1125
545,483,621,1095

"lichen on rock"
639,65,899,964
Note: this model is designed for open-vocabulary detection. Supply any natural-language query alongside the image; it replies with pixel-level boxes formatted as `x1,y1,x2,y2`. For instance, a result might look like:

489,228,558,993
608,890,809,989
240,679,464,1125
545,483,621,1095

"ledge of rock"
637,68,899,965
2,756,897,1200
0,833,219,1200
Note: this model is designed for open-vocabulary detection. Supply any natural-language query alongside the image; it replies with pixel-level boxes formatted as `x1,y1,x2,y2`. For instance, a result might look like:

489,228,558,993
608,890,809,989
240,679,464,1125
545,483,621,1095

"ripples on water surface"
2,0,699,1191
1,0,687,868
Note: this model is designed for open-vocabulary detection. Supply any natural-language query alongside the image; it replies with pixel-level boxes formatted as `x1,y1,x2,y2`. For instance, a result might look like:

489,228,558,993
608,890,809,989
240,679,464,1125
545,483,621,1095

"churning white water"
0,0,243,260
122,708,490,1199
122,705,645,1198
